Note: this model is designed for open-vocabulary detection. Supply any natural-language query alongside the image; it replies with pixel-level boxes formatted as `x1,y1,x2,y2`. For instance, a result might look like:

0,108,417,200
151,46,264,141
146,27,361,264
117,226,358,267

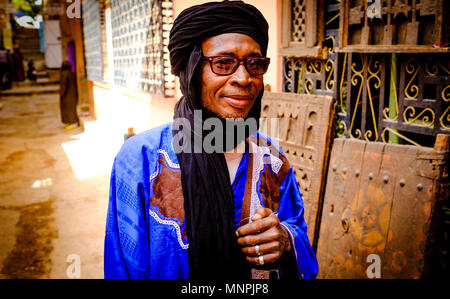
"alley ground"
0,83,123,279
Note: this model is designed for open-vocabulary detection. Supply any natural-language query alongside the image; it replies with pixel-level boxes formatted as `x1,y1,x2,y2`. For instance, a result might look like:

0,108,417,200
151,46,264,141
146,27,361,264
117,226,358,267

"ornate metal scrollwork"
403,107,435,127
349,54,364,140
382,128,422,147
440,85,450,130
282,1,449,148
305,59,322,74
325,59,335,92
404,58,420,100
364,55,382,142
426,58,450,77
283,57,295,93
336,119,347,137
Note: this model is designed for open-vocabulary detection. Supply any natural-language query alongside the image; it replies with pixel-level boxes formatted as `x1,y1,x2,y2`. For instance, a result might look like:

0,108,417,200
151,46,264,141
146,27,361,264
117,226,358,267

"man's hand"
236,207,292,265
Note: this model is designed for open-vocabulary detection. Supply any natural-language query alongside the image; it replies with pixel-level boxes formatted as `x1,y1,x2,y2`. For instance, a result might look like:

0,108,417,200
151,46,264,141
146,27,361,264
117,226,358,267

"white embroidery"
149,162,160,183
248,141,285,221
249,142,265,220
149,150,179,184
268,153,283,175
157,149,180,169
149,209,189,250
149,150,186,249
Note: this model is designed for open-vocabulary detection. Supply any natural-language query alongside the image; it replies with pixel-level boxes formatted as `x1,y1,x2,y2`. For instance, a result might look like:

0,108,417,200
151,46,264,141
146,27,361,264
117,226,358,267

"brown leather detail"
258,150,291,214
240,153,253,227
150,156,186,238
251,268,280,279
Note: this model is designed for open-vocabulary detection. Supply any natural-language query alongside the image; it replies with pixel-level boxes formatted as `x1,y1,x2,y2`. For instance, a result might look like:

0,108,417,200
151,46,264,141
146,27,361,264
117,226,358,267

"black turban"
169,1,269,279
169,0,268,77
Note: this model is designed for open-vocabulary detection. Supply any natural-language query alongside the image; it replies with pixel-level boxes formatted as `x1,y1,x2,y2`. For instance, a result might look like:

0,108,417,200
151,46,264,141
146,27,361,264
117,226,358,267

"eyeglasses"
203,56,271,76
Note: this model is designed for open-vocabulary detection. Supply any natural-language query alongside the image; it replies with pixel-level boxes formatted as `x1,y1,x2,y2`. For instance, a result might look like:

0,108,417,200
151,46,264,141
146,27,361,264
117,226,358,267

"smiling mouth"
223,96,255,111
225,95,253,101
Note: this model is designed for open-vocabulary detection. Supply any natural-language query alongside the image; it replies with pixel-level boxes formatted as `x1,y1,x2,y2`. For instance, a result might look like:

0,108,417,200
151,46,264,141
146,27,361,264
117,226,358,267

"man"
105,0,318,279
59,61,79,130
12,44,25,82
0,47,8,90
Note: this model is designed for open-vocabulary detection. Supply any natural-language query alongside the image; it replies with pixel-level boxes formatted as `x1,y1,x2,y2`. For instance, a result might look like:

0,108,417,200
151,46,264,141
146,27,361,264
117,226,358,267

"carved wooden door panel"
338,0,448,52
316,138,448,278
261,92,335,246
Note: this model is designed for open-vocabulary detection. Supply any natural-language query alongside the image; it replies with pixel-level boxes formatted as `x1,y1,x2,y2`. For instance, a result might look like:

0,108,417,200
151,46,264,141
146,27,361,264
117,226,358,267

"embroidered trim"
249,142,285,221
269,154,283,175
149,209,189,250
149,161,160,183
280,223,298,262
149,150,186,250
249,142,265,220
280,222,303,278
157,149,180,169
149,149,179,185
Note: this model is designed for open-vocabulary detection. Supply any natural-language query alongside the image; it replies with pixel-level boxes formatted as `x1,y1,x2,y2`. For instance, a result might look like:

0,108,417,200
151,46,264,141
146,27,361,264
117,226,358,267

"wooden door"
316,137,449,278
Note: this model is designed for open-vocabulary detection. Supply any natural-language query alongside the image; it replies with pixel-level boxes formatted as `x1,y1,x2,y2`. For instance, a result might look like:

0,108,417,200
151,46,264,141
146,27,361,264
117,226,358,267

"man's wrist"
280,224,292,253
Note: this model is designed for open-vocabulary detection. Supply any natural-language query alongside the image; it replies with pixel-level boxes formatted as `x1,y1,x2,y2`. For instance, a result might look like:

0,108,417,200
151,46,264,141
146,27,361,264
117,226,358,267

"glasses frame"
203,55,271,76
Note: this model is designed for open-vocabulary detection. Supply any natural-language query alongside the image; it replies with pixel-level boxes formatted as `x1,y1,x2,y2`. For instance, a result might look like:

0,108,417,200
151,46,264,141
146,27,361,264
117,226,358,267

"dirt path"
0,87,119,278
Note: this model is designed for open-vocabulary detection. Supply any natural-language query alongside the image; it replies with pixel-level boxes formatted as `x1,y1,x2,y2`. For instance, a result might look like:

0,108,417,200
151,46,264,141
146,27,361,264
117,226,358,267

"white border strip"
149,209,189,250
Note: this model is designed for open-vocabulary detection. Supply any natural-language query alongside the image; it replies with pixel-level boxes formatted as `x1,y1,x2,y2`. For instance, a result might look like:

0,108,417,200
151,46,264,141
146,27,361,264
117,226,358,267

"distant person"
0,47,9,89
12,44,25,82
5,49,14,89
27,60,37,81
59,61,79,130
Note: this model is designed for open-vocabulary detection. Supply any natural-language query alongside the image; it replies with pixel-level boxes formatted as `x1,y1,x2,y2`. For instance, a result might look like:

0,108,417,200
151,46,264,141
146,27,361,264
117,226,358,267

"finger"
245,252,281,265
237,226,279,247
251,207,272,221
240,241,280,257
237,213,279,237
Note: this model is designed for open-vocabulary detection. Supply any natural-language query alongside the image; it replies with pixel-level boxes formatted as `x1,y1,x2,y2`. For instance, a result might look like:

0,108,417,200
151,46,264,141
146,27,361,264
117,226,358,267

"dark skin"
200,33,293,265
236,207,292,265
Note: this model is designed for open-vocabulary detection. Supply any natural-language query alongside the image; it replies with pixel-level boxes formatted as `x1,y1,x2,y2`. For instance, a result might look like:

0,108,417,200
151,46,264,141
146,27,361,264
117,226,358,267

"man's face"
200,33,265,119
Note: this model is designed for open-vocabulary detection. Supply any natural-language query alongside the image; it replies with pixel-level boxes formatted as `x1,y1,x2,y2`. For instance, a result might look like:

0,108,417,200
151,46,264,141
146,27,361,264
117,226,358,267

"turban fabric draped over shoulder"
168,1,270,279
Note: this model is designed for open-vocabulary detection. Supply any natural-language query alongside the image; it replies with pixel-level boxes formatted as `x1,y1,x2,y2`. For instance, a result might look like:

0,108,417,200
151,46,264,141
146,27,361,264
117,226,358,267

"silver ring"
255,245,261,256
258,255,264,266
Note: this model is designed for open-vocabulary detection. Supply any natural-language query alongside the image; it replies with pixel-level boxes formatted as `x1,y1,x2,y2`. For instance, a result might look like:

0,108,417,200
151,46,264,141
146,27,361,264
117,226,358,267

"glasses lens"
211,57,238,75
246,57,269,75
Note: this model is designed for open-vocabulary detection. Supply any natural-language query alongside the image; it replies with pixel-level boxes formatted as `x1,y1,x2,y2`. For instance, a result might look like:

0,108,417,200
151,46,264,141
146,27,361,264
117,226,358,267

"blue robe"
104,122,318,279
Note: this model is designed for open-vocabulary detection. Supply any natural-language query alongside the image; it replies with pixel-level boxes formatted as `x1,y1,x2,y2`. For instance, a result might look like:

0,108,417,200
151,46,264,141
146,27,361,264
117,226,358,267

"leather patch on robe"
258,153,290,213
150,157,186,238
